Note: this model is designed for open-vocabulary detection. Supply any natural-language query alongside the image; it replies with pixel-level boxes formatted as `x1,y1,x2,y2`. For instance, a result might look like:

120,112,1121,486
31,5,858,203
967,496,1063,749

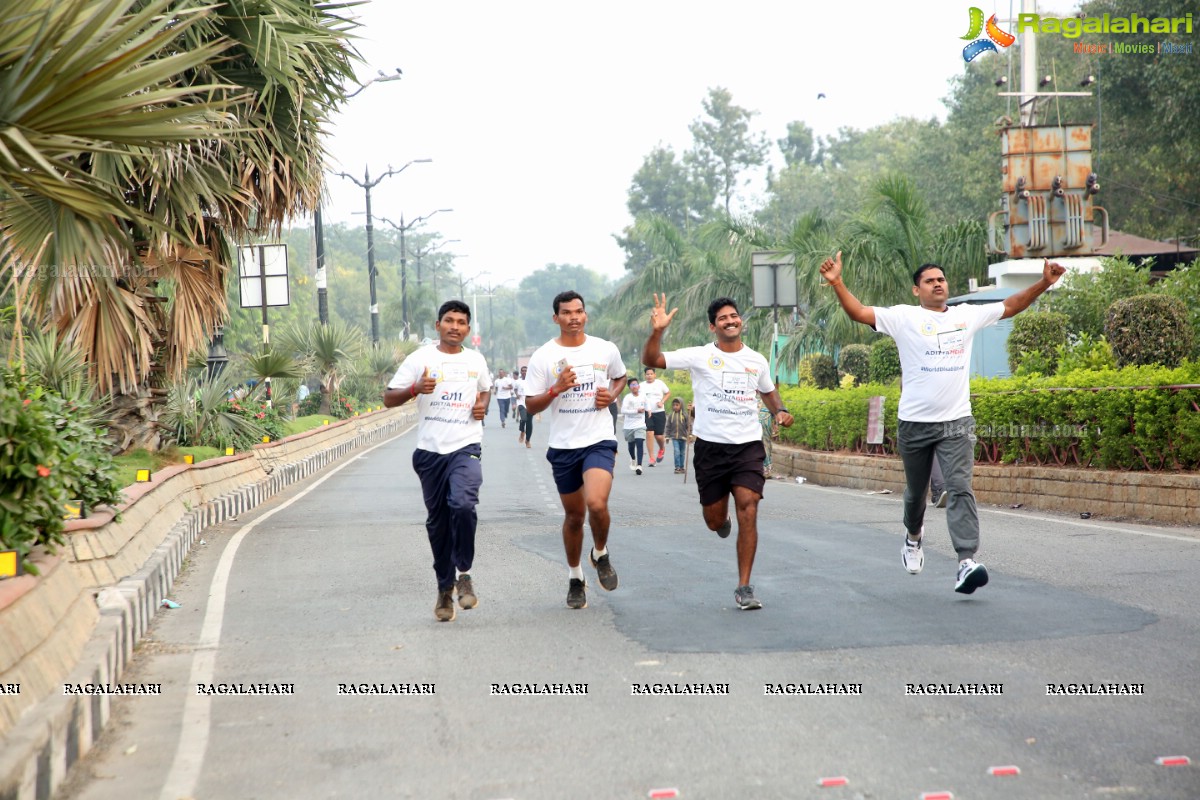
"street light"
336,159,432,345
412,239,461,285
376,209,453,340
315,70,404,326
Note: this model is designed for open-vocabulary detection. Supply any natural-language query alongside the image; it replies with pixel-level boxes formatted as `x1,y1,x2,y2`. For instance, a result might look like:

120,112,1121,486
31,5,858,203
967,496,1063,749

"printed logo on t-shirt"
920,321,937,336
707,355,725,369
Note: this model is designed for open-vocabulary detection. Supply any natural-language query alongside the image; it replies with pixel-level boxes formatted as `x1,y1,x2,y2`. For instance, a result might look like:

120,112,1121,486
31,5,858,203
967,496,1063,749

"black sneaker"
734,584,762,610
455,574,477,609
566,578,587,609
435,588,456,621
716,517,732,538
955,559,989,594
590,549,618,591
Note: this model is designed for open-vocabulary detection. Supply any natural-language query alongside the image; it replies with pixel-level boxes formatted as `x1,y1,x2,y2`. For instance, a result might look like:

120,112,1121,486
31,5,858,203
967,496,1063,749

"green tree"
686,87,769,216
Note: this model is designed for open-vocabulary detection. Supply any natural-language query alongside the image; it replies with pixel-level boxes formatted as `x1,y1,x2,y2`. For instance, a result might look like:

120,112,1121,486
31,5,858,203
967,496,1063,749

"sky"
318,0,1084,291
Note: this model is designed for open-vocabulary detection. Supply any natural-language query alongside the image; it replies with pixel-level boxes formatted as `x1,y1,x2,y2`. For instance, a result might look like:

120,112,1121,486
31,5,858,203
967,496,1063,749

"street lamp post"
336,160,431,345
413,239,461,286
377,210,453,340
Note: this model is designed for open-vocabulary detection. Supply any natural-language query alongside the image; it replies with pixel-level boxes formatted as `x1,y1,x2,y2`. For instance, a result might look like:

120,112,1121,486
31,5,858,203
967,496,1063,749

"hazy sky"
318,0,1083,290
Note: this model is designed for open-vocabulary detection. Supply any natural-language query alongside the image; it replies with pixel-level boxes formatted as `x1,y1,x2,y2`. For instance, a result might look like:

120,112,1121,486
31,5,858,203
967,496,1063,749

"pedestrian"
642,294,794,610
665,397,690,473
514,365,532,448
493,368,514,428
821,251,1065,594
621,378,648,474
525,290,628,609
383,300,492,622
640,367,671,466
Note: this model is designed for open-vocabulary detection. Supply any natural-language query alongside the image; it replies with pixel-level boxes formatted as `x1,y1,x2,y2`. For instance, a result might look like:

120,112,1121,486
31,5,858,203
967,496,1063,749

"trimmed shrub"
868,337,901,384
1055,333,1115,375
1007,311,1068,375
1105,294,1195,368
798,353,838,390
838,343,871,385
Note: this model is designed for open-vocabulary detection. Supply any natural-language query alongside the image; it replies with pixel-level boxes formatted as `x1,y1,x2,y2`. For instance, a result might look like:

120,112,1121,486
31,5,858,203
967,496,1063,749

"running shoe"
630,461,637,471
647,461,655,468
657,449,665,463
455,574,477,609
935,490,949,508
955,559,989,594
734,585,762,610
435,588,456,622
566,578,587,609
635,465,642,475
716,517,732,538
902,527,924,574
590,549,618,591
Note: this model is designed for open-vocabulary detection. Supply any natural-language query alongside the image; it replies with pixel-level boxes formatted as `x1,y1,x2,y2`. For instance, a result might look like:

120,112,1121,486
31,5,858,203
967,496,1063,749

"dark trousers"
518,406,533,440
412,444,482,590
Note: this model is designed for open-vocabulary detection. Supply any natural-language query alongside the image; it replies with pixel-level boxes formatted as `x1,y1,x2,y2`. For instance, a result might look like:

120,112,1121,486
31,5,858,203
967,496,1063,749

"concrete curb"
0,412,413,800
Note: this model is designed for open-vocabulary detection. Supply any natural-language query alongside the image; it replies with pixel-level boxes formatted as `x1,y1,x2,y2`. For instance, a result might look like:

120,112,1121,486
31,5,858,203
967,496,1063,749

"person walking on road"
493,368,514,428
621,378,648,474
821,251,1065,594
665,397,690,474
384,300,492,622
640,367,671,466
642,294,794,610
514,365,532,448
525,291,628,610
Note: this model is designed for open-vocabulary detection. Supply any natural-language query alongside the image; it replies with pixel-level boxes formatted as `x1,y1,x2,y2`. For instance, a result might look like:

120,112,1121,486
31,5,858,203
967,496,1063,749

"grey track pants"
897,415,979,560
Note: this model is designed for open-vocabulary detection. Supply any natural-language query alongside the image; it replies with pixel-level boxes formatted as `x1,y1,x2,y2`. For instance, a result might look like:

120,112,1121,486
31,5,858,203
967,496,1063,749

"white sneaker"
630,461,637,471
635,465,643,475
901,526,924,574
955,559,989,594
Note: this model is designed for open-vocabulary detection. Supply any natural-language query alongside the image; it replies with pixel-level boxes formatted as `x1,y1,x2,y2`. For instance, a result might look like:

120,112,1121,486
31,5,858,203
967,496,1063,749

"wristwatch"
777,407,790,414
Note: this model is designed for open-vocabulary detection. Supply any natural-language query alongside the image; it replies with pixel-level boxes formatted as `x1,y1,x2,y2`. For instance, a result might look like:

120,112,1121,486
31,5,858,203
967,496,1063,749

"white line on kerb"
793,481,1199,543
160,424,414,800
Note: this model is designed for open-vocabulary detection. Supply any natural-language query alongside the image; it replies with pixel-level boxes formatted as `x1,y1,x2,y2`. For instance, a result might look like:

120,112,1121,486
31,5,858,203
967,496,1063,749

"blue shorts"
546,440,618,495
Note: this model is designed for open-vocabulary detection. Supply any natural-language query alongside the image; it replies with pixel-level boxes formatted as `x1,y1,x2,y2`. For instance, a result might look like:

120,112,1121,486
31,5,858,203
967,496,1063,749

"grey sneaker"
902,527,924,574
716,517,732,539
455,574,477,609
435,588,456,621
955,559,989,594
935,490,949,508
589,549,618,591
734,585,762,610
566,578,587,609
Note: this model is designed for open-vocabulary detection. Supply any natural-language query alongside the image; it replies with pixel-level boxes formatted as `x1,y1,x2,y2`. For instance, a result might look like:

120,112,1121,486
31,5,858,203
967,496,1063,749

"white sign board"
238,244,290,308
751,251,798,309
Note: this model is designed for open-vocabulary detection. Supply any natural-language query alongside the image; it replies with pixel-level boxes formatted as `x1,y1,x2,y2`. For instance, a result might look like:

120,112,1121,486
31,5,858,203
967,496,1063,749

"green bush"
0,380,122,574
868,337,901,384
798,353,838,390
1007,311,1068,375
1156,260,1200,358
1105,294,1195,368
838,344,871,385
1055,333,1115,375
1039,256,1154,338
777,383,900,452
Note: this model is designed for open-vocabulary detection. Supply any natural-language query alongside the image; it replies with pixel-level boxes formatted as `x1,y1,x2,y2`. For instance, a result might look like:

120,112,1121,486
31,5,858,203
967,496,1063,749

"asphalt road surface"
58,405,1200,799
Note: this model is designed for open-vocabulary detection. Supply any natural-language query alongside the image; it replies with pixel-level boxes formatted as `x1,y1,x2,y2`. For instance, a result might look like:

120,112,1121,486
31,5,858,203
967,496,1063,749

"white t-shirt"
872,302,1006,422
663,342,773,445
621,393,648,431
387,345,492,454
525,335,626,449
640,378,669,412
513,377,527,407
494,376,514,400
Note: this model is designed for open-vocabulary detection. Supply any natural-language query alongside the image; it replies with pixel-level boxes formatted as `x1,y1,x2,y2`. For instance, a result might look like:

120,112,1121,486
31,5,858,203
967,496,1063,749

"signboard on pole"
238,244,290,308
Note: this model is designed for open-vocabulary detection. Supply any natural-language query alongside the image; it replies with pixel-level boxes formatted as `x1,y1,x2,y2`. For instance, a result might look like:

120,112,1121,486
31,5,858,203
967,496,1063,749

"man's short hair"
553,290,585,315
628,378,639,386
438,299,471,322
913,264,944,286
644,367,656,376
707,297,739,325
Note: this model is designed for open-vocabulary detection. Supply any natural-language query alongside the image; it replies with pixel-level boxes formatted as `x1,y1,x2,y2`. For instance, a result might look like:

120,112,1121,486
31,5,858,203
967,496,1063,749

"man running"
493,368,514,428
640,367,671,466
525,291,628,609
821,251,1065,594
514,365,532,448
384,300,492,622
642,294,793,610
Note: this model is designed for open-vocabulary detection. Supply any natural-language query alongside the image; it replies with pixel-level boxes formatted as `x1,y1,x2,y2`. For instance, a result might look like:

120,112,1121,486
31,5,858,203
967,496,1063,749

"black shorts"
546,440,618,495
646,410,666,435
692,438,766,506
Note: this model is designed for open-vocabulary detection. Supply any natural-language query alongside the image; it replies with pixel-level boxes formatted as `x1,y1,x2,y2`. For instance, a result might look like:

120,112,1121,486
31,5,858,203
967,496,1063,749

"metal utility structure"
987,0,1106,265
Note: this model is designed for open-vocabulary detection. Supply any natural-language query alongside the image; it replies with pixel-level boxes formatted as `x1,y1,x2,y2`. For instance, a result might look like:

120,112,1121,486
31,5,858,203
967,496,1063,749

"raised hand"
819,251,844,285
650,293,678,332
1044,259,1067,285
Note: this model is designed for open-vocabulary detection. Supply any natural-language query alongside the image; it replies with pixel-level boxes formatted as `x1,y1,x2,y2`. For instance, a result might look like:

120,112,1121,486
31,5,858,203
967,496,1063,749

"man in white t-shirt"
821,251,1065,594
643,295,794,611
620,378,648,474
514,365,531,447
493,369,514,428
525,291,628,610
384,300,493,622
639,367,671,466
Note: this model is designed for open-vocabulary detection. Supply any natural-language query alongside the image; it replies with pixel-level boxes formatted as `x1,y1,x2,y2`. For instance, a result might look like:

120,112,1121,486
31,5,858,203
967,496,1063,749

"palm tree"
1,0,360,448
278,319,365,415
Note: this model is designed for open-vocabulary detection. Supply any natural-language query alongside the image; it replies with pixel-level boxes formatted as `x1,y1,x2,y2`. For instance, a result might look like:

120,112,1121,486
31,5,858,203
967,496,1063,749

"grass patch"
112,446,221,487
283,415,336,436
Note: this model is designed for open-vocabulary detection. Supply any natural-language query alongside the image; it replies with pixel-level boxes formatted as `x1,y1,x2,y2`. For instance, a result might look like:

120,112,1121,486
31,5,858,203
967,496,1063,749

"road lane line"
160,425,414,800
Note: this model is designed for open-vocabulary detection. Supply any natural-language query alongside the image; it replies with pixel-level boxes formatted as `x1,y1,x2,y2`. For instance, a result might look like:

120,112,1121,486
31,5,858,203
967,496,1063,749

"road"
58,405,1200,800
